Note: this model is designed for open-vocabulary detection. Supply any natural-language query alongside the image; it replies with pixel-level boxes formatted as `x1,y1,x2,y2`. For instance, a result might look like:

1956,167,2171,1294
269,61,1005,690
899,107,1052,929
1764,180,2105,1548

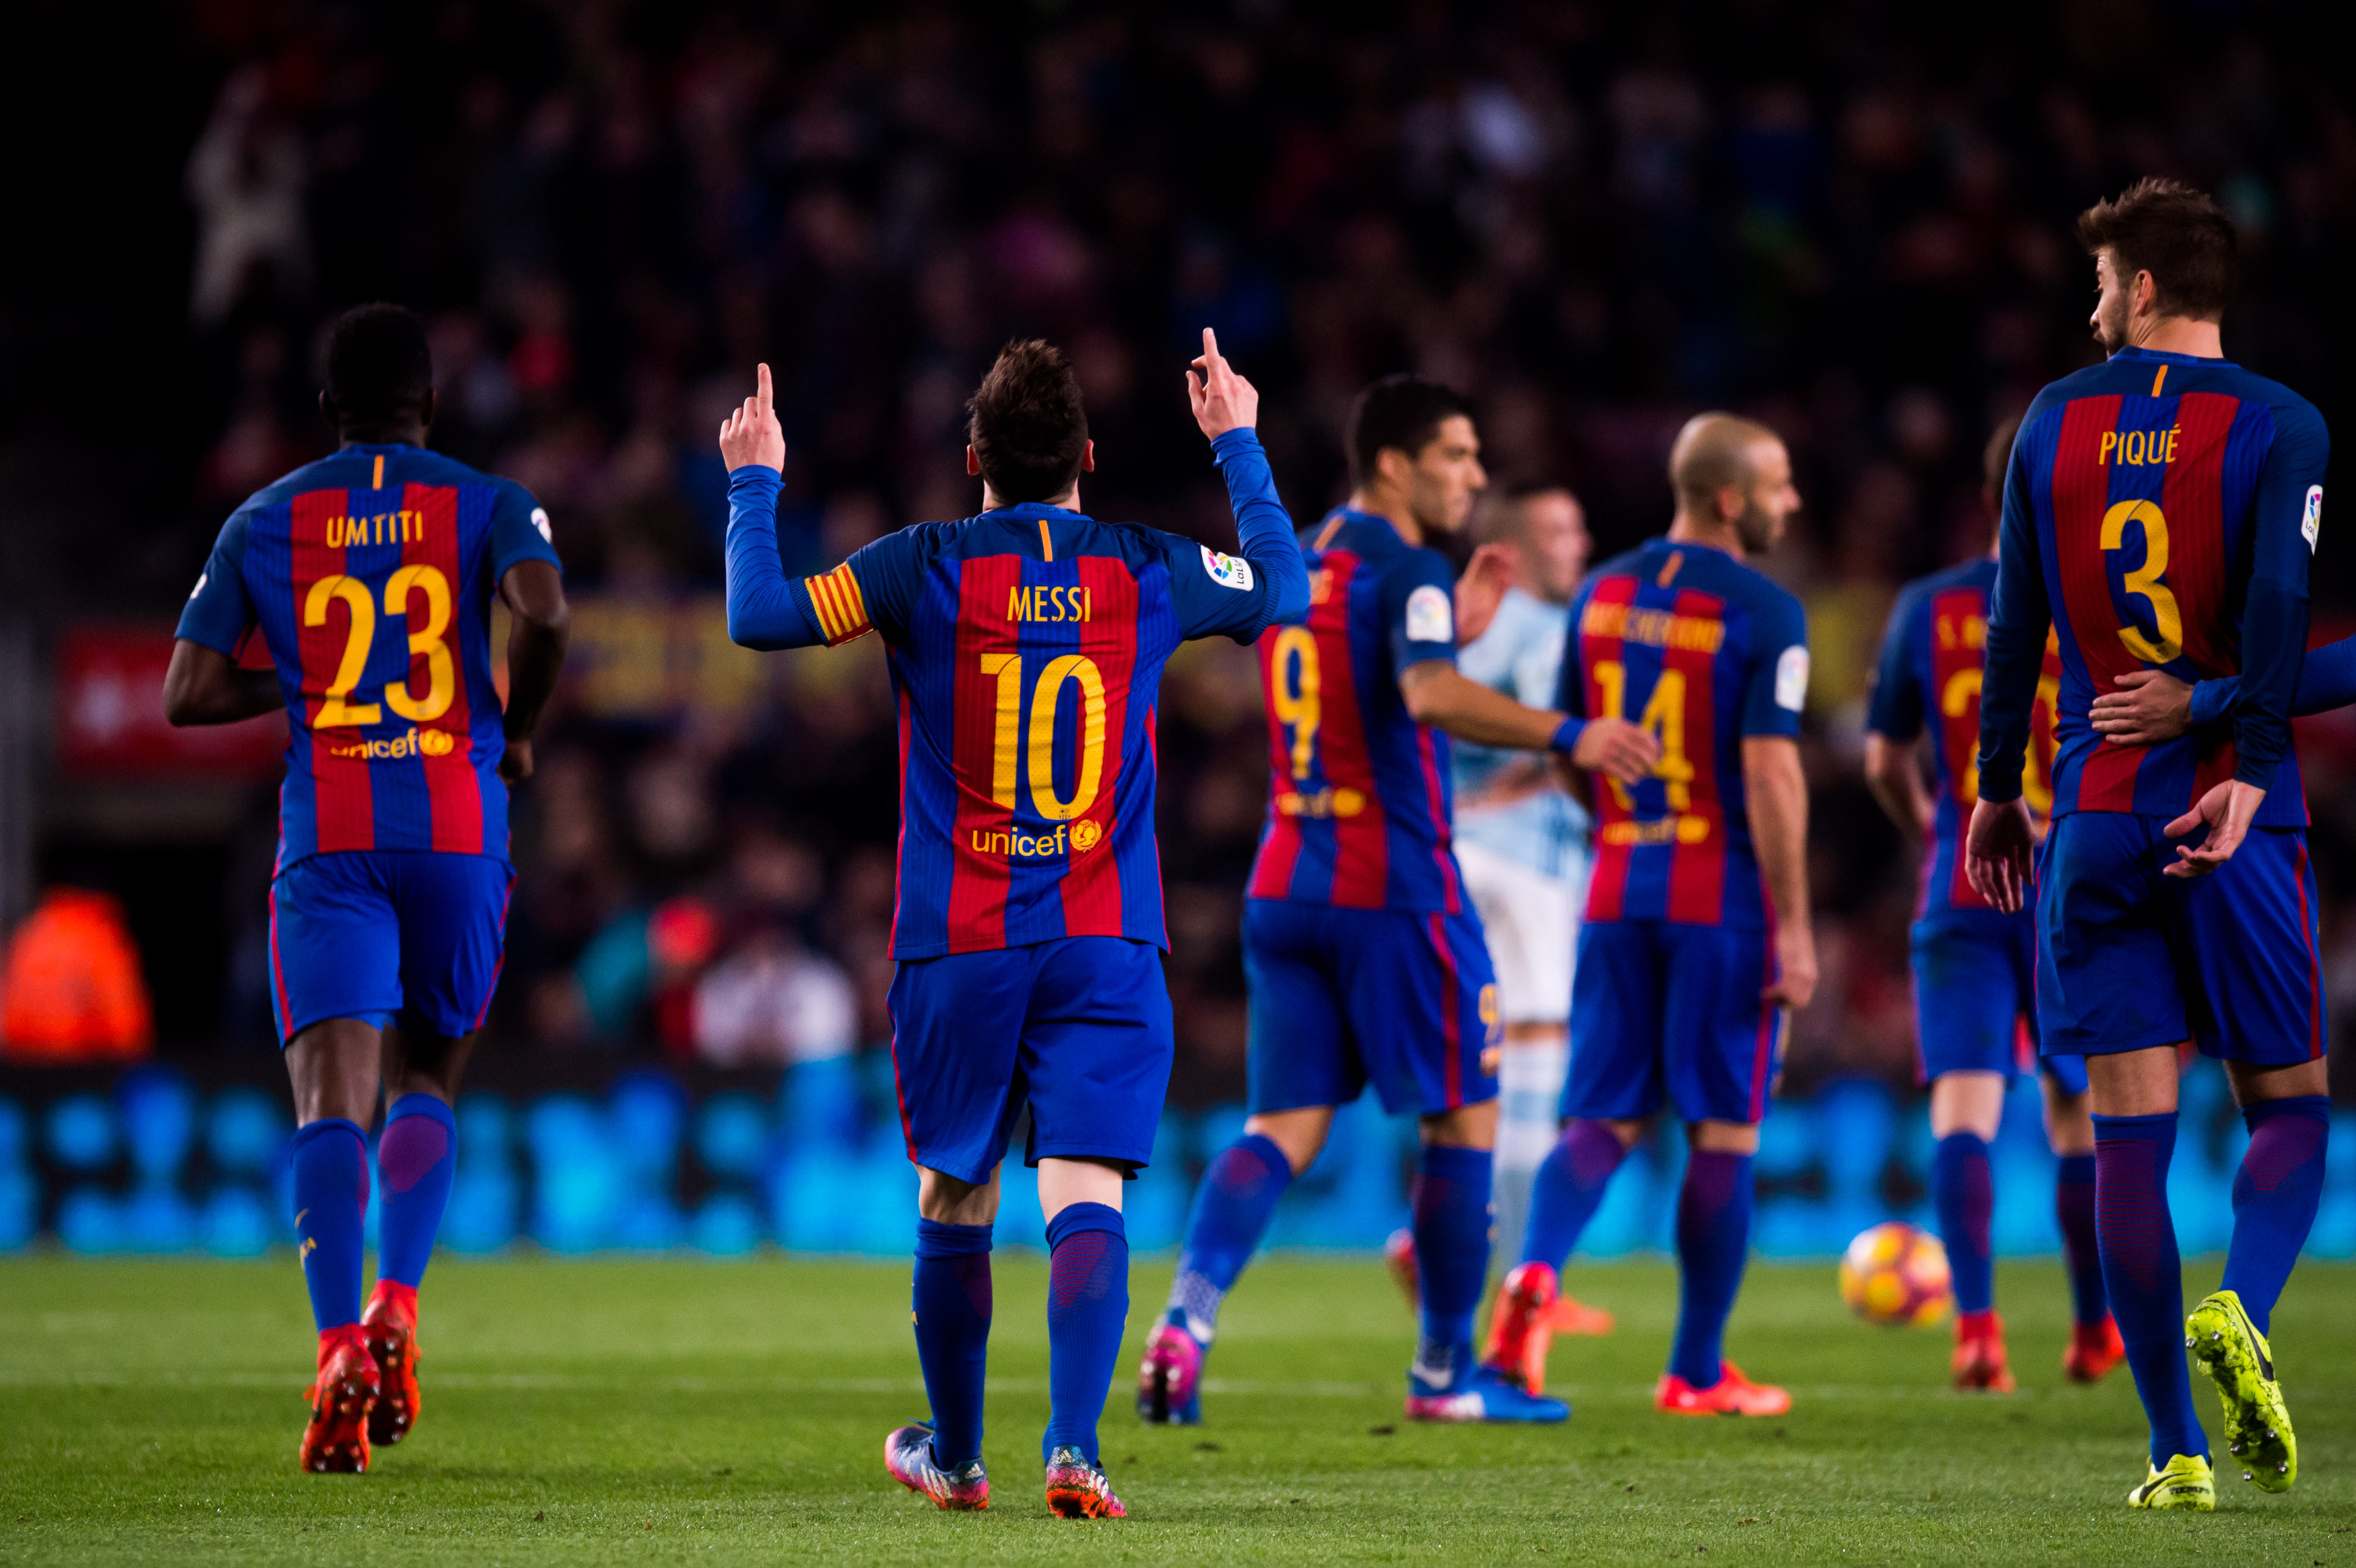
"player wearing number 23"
167,304,570,1476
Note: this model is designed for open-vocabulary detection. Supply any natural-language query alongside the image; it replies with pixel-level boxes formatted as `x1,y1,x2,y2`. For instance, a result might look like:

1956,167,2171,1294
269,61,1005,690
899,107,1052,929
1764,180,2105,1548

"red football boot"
363,1282,422,1446
1479,1262,1559,1394
1382,1227,1420,1309
1952,1308,2016,1392
300,1327,379,1473
1044,1447,1126,1518
2065,1315,2126,1384
1655,1360,1791,1416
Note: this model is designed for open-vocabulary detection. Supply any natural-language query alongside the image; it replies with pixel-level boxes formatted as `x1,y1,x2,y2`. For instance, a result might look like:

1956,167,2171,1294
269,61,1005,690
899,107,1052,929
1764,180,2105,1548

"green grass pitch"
4,1254,2353,1564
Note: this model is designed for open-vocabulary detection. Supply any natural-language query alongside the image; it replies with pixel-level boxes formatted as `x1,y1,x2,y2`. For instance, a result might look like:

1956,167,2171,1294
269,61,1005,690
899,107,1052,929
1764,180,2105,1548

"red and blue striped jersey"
1245,510,1467,913
1867,559,2062,919
1979,347,2328,825
723,430,1306,959
175,443,562,873
1559,539,1808,930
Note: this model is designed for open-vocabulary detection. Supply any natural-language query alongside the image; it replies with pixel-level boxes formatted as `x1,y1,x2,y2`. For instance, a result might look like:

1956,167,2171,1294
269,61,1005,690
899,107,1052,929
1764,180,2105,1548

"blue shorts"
1911,910,2089,1096
268,851,514,1044
886,936,1173,1185
1242,900,1499,1117
1565,919,1782,1126
2037,813,2323,1066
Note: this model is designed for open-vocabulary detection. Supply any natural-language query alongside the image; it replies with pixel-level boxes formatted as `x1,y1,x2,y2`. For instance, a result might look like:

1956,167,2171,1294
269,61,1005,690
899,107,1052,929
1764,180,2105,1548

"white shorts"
1456,839,1577,1025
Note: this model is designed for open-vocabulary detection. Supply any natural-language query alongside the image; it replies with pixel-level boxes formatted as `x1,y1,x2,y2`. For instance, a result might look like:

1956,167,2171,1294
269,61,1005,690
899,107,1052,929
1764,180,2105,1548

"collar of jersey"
1323,506,1408,544
337,441,425,453
979,501,1092,523
2107,345,2232,368
1655,533,1737,562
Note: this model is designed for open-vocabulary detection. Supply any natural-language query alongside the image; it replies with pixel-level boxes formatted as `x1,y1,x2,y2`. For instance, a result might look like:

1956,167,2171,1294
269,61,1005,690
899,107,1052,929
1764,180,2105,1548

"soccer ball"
1838,1222,1953,1326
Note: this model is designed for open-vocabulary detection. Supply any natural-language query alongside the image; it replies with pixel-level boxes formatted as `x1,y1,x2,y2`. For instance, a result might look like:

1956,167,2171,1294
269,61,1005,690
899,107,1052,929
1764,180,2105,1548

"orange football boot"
1952,1309,2016,1392
363,1282,422,1446
301,1328,379,1473
1480,1261,1559,1393
1655,1361,1790,1416
1546,1294,1616,1336
2065,1315,2126,1384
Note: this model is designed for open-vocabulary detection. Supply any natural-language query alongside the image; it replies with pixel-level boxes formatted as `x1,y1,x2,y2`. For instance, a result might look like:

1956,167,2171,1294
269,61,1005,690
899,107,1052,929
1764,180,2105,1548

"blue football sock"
1933,1131,1995,1316
2054,1153,2108,1325
2094,1112,2206,1466
1411,1144,1492,1380
1043,1202,1128,1466
290,1118,370,1333
1669,1149,1754,1389
375,1095,457,1291
2221,1096,2329,1338
912,1218,993,1468
1167,1132,1291,1345
1519,1120,1628,1271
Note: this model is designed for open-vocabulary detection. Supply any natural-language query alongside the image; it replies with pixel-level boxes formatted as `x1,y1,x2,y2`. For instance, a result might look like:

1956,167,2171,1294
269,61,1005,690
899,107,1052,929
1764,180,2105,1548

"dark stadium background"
1,0,2350,1255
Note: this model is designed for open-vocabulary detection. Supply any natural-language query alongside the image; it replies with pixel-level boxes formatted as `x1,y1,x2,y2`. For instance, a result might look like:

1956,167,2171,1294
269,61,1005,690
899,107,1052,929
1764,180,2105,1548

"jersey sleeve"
1166,428,1311,643
1739,587,1809,739
1384,548,1460,676
173,507,257,657
1975,418,2054,803
1555,583,1593,719
2221,401,2326,788
723,467,925,650
2193,632,2356,726
489,479,563,580
1864,587,1925,741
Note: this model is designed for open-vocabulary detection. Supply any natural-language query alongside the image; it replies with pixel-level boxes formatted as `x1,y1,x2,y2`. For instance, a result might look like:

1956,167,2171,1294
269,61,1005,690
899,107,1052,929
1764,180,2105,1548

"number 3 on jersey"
1591,660,1695,809
2101,499,2182,665
304,566,456,727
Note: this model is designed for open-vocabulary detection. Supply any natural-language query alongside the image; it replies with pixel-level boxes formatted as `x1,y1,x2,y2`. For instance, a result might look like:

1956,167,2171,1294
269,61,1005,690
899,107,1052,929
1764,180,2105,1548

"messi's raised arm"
720,363,826,651
1190,330,1310,630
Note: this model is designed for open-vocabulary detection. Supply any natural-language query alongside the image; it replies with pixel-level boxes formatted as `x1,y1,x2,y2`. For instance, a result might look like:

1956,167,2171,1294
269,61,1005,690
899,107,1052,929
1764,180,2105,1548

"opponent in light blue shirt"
1448,487,1603,1309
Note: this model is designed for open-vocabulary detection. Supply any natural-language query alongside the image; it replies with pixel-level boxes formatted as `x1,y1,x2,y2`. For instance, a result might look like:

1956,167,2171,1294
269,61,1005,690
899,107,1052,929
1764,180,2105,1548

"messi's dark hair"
967,340,1089,504
324,302,434,427
2075,178,2238,321
1345,374,1474,489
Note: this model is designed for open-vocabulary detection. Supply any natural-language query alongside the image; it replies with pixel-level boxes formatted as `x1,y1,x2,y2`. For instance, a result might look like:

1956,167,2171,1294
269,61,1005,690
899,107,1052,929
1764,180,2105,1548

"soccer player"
1438,487,1611,1334
1480,413,1816,1418
1862,417,2123,1392
1138,377,1657,1428
721,333,1308,1518
164,303,570,1473
1967,179,2330,1512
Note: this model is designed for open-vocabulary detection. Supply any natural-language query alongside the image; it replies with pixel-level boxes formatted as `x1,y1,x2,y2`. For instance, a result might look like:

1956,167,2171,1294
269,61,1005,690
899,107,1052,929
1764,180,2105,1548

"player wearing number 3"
723,334,1308,1518
165,304,571,1473
1968,179,2331,1513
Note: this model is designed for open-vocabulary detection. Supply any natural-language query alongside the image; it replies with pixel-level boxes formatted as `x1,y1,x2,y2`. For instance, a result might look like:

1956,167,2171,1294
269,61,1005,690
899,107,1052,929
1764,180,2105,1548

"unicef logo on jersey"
970,819,1104,858
325,726,461,761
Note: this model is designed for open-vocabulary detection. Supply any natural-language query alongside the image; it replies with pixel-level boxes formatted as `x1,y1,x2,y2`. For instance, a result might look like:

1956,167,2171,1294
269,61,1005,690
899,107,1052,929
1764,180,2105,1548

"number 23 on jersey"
304,565,457,727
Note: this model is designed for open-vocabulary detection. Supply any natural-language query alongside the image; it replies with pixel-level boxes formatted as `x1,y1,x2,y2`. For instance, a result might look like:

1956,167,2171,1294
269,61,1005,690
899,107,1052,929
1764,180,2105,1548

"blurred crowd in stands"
8,0,2356,1103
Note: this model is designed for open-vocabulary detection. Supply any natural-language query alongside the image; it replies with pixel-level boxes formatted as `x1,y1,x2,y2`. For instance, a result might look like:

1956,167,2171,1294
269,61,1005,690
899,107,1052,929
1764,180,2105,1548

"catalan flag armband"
802,563,875,645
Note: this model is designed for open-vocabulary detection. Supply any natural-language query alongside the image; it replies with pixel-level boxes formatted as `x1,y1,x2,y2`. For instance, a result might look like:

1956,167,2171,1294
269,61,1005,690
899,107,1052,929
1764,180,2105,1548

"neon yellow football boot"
2126,1453,2214,1511
2186,1289,2295,1492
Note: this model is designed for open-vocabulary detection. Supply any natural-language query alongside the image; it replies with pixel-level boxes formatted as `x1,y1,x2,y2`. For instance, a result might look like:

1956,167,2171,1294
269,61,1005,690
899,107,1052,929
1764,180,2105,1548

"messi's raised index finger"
757,362,774,416
1201,327,1225,372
